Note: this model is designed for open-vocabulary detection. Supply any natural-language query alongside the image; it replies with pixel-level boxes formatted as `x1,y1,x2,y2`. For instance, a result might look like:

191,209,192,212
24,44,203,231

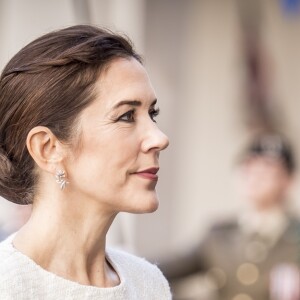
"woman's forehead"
94,58,156,109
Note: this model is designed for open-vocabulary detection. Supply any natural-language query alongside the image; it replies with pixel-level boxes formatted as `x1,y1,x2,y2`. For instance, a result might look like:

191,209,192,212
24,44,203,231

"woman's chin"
144,201,159,213
127,197,160,214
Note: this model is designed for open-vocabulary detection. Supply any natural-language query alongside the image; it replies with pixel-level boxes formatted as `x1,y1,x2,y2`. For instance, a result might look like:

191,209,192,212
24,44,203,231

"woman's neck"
13,197,120,288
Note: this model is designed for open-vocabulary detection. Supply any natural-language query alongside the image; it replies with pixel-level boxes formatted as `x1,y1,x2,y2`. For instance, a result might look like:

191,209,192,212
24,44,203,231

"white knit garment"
0,235,171,299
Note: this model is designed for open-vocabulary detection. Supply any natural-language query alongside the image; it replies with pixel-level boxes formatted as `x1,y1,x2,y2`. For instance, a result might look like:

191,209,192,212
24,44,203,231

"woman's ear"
26,126,65,174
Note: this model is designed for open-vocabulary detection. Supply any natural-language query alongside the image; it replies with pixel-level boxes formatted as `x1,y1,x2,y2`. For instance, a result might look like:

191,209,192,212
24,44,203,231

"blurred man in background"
161,132,300,300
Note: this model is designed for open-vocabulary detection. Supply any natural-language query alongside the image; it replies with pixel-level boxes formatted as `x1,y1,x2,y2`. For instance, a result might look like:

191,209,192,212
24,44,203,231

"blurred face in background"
237,155,292,211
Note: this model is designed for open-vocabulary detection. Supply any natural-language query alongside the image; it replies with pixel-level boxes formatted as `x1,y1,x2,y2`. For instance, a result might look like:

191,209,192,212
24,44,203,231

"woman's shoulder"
0,235,26,298
0,234,17,267
107,247,165,277
107,247,156,268
107,248,171,299
0,234,29,281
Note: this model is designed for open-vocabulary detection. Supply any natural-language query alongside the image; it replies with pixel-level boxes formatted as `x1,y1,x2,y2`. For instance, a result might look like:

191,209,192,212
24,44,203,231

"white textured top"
0,235,171,299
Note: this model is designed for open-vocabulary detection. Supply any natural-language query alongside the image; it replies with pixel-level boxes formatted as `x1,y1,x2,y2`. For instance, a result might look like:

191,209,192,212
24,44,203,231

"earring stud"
55,170,69,190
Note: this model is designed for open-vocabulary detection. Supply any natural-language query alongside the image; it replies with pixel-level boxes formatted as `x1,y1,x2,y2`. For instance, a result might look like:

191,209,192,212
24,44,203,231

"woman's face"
66,58,169,214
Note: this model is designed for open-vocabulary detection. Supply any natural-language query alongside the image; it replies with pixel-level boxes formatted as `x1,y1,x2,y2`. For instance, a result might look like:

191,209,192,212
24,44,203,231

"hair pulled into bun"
0,145,34,204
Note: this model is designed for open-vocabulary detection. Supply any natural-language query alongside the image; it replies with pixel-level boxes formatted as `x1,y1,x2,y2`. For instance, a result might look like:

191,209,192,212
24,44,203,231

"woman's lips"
133,168,159,181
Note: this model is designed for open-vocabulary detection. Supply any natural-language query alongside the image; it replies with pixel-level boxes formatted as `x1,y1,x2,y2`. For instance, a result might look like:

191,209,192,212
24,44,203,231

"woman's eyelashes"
118,109,135,123
149,107,160,122
116,107,160,123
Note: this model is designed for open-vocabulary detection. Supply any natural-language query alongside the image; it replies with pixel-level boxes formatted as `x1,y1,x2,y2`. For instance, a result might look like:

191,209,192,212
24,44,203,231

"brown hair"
0,25,142,205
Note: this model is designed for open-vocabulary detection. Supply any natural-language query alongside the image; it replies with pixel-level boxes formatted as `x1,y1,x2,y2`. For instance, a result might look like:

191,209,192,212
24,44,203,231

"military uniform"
163,213,300,300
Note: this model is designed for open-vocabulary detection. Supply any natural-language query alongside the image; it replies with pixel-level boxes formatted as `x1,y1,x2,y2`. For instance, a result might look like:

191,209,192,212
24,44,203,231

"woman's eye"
118,110,135,123
149,108,160,122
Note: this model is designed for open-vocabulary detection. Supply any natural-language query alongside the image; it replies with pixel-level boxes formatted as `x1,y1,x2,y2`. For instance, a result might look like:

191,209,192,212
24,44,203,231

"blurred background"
1,0,300,298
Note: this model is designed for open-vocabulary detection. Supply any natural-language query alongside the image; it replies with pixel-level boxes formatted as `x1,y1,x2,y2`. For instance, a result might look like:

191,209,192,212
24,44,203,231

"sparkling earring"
55,170,69,190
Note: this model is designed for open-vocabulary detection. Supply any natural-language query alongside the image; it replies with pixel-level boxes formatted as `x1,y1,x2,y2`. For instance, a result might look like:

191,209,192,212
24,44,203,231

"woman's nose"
141,124,169,153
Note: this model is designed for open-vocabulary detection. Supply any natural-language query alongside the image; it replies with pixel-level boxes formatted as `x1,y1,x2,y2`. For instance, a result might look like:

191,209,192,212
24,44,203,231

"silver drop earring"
55,170,69,190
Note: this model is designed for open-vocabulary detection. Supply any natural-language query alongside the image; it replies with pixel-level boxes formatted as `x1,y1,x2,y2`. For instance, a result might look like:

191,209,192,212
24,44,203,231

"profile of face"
237,155,291,210
64,58,169,214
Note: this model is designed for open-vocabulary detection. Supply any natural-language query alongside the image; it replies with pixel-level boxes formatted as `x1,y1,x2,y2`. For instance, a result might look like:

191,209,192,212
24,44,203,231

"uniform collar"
238,207,289,245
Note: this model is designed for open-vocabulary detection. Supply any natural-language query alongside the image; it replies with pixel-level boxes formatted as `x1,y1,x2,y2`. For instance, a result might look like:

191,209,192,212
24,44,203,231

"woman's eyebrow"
113,100,142,109
151,99,157,106
112,99,157,110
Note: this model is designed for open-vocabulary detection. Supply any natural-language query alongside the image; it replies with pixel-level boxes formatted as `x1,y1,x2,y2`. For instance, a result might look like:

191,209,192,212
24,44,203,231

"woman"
0,25,170,299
